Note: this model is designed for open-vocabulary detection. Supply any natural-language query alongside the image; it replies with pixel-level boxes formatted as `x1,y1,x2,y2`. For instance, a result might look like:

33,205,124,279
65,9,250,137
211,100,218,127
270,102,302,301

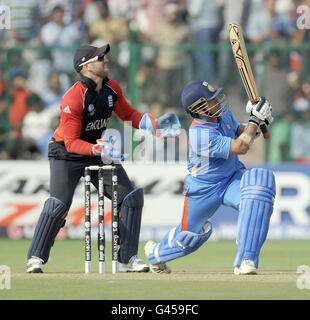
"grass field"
0,239,310,300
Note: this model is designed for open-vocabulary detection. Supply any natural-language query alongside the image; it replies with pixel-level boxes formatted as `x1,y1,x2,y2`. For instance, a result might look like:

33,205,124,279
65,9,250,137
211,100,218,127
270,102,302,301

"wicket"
84,165,119,274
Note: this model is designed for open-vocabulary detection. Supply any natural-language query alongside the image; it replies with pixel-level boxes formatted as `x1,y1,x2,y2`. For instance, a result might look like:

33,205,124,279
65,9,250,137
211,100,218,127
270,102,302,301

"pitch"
1,239,310,300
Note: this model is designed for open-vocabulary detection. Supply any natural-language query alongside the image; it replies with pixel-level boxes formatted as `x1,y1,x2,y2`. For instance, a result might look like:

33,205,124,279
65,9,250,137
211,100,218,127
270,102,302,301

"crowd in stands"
0,0,309,163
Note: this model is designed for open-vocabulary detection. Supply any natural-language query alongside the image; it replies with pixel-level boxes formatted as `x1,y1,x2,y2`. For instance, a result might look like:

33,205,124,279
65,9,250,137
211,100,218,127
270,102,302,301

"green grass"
0,239,310,300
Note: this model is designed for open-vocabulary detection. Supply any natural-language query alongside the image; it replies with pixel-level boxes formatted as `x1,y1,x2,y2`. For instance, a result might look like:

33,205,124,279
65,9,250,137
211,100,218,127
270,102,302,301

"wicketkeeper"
145,80,275,274
27,44,181,273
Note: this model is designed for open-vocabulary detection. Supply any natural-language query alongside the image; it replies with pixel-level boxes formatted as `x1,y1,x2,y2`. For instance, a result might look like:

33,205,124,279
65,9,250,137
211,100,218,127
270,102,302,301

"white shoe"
118,255,150,272
144,240,171,274
234,259,257,275
27,256,44,273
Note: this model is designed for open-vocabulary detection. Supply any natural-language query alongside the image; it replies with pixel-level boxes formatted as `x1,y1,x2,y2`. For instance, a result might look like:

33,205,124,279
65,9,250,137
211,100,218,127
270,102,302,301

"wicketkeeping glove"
158,113,181,138
92,136,127,163
139,113,181,138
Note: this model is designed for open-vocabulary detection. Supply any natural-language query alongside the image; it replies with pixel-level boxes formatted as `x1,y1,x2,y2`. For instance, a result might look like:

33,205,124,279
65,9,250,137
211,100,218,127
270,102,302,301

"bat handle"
259,123,269,139
253,97,270,140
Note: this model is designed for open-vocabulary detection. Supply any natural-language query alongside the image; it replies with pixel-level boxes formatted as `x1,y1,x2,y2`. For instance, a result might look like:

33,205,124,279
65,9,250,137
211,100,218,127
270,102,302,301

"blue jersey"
187,108,245,182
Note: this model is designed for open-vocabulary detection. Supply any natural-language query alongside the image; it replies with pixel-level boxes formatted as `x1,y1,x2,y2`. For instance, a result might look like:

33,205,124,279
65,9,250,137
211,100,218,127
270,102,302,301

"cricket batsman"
145,80,275,274
26,43,181,273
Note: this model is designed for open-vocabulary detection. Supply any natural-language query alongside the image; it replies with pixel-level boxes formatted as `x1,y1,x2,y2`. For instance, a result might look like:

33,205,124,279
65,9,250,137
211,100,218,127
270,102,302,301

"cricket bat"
229,23,269,139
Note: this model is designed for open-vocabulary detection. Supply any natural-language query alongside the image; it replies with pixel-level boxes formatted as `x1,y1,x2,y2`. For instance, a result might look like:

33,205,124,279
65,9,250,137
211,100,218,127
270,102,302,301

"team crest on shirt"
108,95,113,107
226,123,232,130
88,104,95,116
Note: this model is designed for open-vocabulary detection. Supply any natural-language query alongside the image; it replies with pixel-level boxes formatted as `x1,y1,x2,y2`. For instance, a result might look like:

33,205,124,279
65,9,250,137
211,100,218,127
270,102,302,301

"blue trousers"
157,169,244,255
180,169,243,233
152,168,275,268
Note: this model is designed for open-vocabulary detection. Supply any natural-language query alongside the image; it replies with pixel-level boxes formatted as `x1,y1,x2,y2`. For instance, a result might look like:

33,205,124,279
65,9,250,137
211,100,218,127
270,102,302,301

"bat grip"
253,97,269,140
259,124,270,139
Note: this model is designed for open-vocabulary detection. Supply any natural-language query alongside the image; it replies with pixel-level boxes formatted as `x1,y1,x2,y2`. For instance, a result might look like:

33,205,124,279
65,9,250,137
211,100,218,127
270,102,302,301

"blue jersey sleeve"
189,126,231,160
225,109,239,136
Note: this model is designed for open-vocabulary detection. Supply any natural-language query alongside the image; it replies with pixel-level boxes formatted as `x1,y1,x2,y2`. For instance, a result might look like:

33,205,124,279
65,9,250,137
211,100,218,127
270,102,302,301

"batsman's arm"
236,124,246,137
236,123,260,139
230,122,258,155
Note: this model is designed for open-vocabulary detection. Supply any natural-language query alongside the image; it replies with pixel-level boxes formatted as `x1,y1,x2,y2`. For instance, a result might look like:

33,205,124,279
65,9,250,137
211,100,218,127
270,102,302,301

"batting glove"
246,97,273,127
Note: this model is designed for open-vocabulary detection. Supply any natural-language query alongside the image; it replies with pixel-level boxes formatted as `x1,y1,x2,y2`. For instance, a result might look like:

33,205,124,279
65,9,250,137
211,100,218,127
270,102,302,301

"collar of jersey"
193,118,220,128
80,74,109,91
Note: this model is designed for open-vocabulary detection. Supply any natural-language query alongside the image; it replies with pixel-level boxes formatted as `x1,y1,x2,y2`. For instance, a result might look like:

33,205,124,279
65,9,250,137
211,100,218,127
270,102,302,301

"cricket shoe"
118,255,150,272
234,259,257,275
144,240,171,274
27,256,44,273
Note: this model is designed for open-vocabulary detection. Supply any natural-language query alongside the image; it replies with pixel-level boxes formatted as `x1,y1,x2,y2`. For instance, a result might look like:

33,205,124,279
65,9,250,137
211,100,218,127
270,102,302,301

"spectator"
7,0,42,45
186,0,221,82
0,75,5,95
87,1,130,45
8,51,26,78
40,5,82,74
26,58,54,97
245,0,272,44
41,71,70,109
133,0,167,43
108,0,136,22
0,10,11,47
2,92,42,161
267,0,296,69
218,0,245,88
87,1,131,76
83,0,101,27
9,75,30,134
6,0,43,64
2,127,42,160
22,93,59,157
290,2,310,104
243,0,273,88
269,0,295,42
129,0,167,106
42,0,84,24
290,100,310,163
0,94,10,154
267,110,295,163
153,2,192,109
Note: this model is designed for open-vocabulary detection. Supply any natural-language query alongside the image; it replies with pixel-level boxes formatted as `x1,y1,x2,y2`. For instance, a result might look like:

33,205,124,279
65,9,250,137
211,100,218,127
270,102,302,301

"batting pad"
147,222,212,265
234,168,276,268
27,197,68,263
118,188,144,263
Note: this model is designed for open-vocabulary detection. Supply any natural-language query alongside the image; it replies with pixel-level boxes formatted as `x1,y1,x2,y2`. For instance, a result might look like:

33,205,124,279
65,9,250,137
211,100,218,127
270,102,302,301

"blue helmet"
181,81,222,114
